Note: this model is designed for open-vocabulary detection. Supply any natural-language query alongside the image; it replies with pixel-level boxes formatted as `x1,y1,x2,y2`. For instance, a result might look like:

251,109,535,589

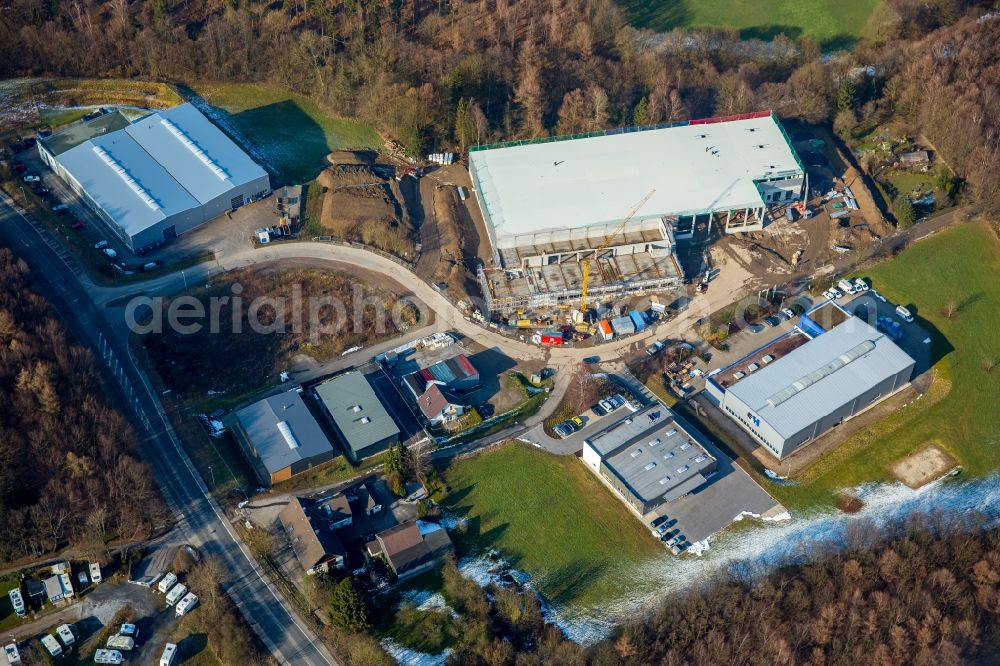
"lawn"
618,0,881,49
766,221,1000,508
440,443,662,609
187,83,381,184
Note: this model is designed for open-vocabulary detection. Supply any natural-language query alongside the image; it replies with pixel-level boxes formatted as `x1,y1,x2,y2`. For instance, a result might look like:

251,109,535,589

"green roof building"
314,372,400,463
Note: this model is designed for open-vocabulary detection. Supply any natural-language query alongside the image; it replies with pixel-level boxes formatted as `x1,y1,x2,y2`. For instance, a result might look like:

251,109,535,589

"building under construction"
469,111,804,314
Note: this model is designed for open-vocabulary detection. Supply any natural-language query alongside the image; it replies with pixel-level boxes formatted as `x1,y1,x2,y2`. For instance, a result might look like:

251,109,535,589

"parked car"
70,220,85,230
607,395,626,410
582,355,600,364
94,240,108,249
570,416,584,428
763,315,781,327
829,287,843,299
22,174,40,183
779,308,794,320
592,403,606,416
553,423,573,439
853,278,870,292
103,248,117,259
598,398,615,413
656,522,673,535
747,323,765,334
52,203,68,213
650,515,669,528
895,305,914,323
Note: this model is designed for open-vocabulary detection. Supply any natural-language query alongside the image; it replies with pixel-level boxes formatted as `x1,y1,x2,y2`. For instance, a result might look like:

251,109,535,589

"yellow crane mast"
579,188,656,314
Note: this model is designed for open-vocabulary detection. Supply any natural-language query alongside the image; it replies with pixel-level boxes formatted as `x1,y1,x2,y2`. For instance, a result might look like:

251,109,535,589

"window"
676,465,689,474
658,476,671,485
680,442,692,451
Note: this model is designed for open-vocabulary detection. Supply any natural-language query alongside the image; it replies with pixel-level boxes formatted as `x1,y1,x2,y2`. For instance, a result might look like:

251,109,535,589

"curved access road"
90,241,716,368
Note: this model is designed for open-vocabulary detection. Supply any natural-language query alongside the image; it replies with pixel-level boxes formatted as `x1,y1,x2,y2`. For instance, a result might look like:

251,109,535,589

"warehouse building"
582,403,718,516
705,302,915,459
314,372,400,463
470,111,804,313
38,104,270,251
234,389,337,485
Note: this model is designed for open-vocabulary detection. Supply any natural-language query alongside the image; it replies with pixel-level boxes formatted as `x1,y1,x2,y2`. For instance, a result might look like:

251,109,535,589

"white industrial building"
469,111,804,312
39,104,270,251
705,301,915,460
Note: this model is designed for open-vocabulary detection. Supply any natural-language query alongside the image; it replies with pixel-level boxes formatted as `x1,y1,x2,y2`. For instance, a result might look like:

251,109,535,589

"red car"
71,220,85,230
13,162,27,172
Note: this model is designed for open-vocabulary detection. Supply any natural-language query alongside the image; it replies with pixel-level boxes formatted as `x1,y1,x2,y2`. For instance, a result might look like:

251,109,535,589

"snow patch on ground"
380,638,450,666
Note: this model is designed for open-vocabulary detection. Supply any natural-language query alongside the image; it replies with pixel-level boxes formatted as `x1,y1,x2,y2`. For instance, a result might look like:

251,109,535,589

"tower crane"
579,188,655,314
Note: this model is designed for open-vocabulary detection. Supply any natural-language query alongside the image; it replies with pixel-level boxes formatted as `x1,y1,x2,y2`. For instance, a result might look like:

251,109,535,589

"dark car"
70,220,85,230
763,315,781,327
650,515,669,528
583,356,600,364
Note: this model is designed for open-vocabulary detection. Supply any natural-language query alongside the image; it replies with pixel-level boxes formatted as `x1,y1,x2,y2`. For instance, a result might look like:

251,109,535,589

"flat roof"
726,317,915,438
470,111,801,244
40,110,133,156
314,372,400,454
587,404,716,504
235,390,334,474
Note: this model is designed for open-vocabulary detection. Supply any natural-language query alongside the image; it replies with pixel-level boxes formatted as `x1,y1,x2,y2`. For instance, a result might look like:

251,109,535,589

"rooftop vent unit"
360,417,371,424
630,448,643,458
643,462,656,471
694,455,707,463
658,476,671,485
762,354,775,364
747,363,760,373
276,421,300,450
160,118,229,180
680,442,692,451
676,465,689,474
665,428,677,437
648,438,662,448
92,146,161,211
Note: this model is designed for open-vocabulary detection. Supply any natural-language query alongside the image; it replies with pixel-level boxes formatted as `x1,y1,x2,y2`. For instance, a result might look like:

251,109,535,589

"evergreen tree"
632,96,649,127
837,78,856,112
328,578,369,632
893,193,915,228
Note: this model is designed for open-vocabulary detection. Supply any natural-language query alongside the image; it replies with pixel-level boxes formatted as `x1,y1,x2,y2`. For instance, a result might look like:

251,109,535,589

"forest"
387,517,1000,665
0,0,998,214
0,247,166,563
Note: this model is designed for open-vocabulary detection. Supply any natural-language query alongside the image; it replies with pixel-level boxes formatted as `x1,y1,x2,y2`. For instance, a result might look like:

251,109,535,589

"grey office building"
706,303,915,459
582,403,718,516
314,372,400,463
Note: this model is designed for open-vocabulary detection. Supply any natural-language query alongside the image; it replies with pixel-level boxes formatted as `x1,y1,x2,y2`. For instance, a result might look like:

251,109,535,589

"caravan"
164,583,187,606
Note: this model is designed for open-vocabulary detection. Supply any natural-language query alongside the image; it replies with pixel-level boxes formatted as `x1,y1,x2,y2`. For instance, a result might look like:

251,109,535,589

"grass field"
187,83,381,184
618,0,881,48
440,443,662,609
764,221,1000,507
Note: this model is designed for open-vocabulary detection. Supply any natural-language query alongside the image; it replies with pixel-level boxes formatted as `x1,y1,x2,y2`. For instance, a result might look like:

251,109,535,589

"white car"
94,240,109,249
895,305,914,323
853,278,870,292
822,290,836,301
103,248,118,259
23,174,40,183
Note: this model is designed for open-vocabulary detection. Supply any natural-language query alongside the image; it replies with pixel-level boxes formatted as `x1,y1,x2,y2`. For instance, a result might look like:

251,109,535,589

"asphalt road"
0,193,338,666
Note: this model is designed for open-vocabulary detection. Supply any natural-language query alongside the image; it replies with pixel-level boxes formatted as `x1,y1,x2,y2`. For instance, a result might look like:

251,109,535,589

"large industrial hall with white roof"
470,111,806,313
39,103,270,251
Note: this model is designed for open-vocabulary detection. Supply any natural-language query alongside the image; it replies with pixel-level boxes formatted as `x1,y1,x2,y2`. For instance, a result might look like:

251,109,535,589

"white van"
89,562,102,583
56,623,75,646
175,592,199,617
8,588,25,617
94,648,124,664
164,583,187,606
4,643,21,666
160,643,178,666
40,635,62,657
837,279,858,295
895,305,914,323
106,635,134,651
157,572,178,594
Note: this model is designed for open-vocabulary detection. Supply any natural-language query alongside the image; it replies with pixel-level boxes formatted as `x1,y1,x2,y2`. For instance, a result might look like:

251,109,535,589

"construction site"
469,111,806,317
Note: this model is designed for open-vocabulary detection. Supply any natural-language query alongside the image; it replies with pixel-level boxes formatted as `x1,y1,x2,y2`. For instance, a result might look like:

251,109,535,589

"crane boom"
580,188,655,314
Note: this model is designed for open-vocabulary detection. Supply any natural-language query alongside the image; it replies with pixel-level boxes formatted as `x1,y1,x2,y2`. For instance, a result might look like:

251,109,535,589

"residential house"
416,384,466,425
314,494,353,530
278,497,346,575
367,521,454,581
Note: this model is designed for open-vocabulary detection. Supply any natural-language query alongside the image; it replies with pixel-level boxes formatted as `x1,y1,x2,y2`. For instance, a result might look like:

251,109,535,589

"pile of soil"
316,163,416,258
430,185,465,286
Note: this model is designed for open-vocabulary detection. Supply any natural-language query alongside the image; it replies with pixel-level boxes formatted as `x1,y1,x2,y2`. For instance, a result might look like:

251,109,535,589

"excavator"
578,188,656,322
